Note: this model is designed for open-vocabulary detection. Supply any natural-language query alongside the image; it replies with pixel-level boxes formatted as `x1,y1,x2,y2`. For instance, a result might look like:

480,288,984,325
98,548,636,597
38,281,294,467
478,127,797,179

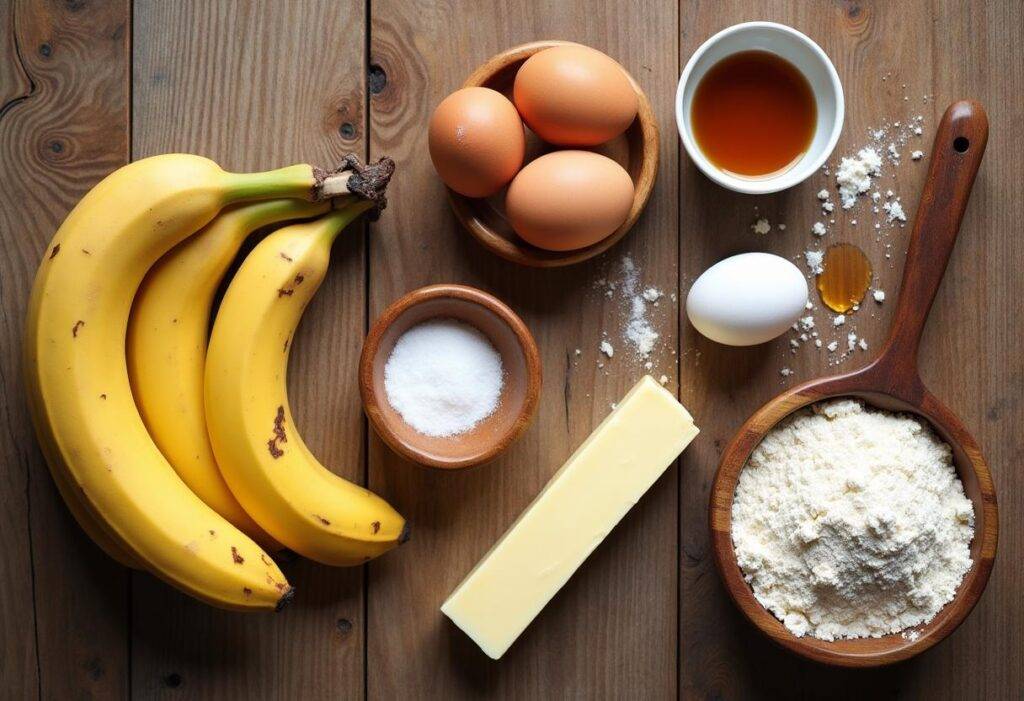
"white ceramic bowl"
676,22,844,194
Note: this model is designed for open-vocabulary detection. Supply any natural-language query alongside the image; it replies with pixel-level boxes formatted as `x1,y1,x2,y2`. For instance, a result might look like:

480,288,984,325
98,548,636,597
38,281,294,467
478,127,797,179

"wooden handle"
873,100,988,389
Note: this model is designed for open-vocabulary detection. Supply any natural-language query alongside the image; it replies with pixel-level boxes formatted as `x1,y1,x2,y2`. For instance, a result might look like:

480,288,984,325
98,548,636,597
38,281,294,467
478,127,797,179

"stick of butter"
441,375,699,659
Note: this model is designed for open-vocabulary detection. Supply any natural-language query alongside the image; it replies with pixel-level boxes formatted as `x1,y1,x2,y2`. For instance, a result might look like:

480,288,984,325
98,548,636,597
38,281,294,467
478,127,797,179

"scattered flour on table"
621,257,660,358
779,110,928,376
803,250,825,275
581,256,673,377
731,399,974,641
883,199,907,223
592,256,663,363
836,147,883,209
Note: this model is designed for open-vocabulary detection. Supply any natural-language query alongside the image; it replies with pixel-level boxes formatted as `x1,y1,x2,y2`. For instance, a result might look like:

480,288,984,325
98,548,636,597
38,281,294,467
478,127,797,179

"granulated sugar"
731,399,974,641
384,318,503,437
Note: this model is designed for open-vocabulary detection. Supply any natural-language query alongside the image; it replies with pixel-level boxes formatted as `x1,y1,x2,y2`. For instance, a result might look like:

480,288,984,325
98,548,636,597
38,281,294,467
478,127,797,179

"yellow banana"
24,153,389,609
205,202,409,566
128,199,330,551
27,401,141,569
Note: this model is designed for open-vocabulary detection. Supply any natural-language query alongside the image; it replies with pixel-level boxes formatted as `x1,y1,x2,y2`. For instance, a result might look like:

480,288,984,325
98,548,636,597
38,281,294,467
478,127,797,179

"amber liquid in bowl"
691,50,817,178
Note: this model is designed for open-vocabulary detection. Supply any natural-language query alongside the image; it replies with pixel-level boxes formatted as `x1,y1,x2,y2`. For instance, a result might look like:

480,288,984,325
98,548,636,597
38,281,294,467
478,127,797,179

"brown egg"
428,87,525,198
513,45,639,146
505,151,634,252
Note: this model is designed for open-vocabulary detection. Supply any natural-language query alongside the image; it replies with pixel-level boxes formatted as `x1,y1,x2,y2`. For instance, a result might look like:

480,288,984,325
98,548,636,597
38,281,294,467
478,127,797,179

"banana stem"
232,198,330,232
314,154,395,212
226,164,320,203
317,199,378,246
319,171,355,198
225,154,395,212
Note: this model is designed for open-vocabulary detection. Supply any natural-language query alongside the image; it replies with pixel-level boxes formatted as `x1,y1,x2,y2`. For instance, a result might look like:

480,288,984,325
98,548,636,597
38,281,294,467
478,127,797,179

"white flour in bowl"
731,399,974,641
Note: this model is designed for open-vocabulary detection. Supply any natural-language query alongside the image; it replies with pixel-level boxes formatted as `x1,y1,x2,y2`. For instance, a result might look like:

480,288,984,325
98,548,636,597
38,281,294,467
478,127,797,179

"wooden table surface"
2,1,1021,698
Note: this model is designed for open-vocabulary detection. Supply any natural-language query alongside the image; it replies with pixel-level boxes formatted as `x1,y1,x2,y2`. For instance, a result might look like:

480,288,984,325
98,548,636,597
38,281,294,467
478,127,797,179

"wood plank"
906,1,1024,697
679,1,1023,697
367,1,679,697
129,2,368,698
0,1,131,698
2,1,1020,696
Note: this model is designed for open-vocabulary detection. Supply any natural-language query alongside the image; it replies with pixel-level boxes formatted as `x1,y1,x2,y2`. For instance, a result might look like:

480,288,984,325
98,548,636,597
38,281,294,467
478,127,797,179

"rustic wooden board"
365,1,680,697
1,0,1022,698
679,1,1023,699
0,1,131,698
128,2,368,698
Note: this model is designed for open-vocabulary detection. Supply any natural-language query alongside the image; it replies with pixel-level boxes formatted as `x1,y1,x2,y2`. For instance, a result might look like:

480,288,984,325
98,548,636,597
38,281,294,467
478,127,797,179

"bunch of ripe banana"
24,153,407,611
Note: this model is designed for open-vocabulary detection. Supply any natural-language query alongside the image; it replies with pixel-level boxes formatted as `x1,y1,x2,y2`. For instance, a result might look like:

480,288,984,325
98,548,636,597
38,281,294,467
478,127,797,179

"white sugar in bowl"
686,252,808,346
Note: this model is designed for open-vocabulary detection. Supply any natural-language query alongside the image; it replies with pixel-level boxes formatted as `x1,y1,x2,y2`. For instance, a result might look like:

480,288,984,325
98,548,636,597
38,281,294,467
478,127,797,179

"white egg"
686,252,808,346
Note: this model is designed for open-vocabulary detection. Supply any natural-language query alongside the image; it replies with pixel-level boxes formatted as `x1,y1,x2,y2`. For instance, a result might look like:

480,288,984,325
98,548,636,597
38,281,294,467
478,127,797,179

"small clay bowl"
359,284,541,469
450,40,660,267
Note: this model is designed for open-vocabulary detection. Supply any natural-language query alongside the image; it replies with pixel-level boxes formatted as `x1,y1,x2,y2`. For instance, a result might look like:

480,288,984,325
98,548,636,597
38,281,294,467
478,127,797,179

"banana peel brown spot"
261,553,273,567
99,393,106,400
81,248,90,255
371,521,380,534
280,251,293,262
277,287,294,297
283,338,289,353
231,546,244,564
275,586,295,612
267,406,287,458
313,514,331,526
72,320,84,337
243,587,252,597
294,274,304,285
49,244,60,259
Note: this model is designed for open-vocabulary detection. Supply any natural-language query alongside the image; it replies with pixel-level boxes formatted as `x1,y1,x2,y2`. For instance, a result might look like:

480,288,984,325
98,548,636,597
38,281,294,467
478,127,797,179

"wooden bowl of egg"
428,40,659,267
359,284,542,470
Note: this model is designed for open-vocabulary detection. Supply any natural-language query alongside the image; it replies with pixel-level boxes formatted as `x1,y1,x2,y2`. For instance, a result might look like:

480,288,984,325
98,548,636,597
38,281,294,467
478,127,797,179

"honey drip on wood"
817,244,872,313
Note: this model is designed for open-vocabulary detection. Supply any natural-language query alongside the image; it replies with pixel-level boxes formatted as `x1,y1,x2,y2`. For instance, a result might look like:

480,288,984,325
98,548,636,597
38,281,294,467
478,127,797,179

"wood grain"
367,0,680,697
0,0,1021,698
129,2,367,698
0,1,131,698
680,1,1023,698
